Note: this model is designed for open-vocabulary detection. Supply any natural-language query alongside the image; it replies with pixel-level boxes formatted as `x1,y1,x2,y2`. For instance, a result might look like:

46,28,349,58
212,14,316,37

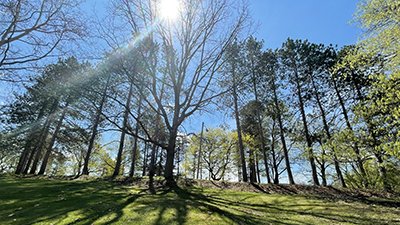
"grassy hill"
0,175,399,225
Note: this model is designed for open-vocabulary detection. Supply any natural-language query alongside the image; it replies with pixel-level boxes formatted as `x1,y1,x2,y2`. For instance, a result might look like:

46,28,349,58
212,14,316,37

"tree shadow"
0,176,145,224
1,176,399,225
157,185,400,225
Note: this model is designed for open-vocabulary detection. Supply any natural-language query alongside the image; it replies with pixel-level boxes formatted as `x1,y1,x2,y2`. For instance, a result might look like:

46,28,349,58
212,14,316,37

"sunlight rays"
158,0,181,21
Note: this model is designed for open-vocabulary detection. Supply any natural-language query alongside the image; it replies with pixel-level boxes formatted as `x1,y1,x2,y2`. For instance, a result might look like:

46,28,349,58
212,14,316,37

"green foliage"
356,72,400,158
0,133,20,172
186,128,237,180
89,144,115,177
355,0,400,71
344,159,400,192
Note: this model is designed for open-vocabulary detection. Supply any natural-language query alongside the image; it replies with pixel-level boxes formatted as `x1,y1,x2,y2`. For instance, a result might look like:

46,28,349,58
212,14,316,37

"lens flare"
158,0,181,21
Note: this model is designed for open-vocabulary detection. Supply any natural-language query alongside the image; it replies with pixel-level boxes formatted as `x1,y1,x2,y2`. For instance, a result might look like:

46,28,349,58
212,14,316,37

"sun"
158,0,181,21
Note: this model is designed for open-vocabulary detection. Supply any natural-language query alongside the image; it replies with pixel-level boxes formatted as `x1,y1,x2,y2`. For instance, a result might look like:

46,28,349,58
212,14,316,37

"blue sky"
81,0,362,49
250,0,362,49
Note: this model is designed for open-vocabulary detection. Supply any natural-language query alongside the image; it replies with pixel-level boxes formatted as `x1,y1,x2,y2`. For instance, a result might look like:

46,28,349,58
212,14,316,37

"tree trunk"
255,153,261,183
129,95,142,177
293,64,319,185
232,79,248,182
28,121,52,174
142,142,148,176
272,75,295,184
82,74,111,175
251,70,270,183
16,138,34,174
261,148,271,183
157,149,163,176
320,161,327,186
15,105,47,174
311,75,346,187
237,144,242,182
249,149,257,183
164,130,177,185
374,152,390,191
332,75,367,187
192,150,197,179
113,83,134,177
196,122,204,179
27,100,59,174
38,103,68,175
317,140,327,187
148,144,158,194
270,121,279,184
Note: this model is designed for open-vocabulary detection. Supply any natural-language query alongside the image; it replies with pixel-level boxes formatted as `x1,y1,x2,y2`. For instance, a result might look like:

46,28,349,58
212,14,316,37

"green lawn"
0,175,399,225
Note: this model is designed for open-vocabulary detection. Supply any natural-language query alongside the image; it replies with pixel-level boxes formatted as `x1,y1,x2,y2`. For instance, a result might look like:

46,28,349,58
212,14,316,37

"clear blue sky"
249,0,361,49
82,0,362,49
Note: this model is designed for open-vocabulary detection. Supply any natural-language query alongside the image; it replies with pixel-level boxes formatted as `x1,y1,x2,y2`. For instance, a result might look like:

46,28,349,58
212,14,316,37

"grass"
0,175,399,225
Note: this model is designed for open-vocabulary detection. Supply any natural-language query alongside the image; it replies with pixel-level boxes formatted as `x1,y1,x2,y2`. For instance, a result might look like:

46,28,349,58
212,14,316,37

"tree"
106,0,248,185
280,39,320,185
353,0,400,191
6,57,90,175
191,128,235,181
243,37,270,183
304,44,346,187
0,0,86,79
330,46,372,188
222,41,249,182
81,72,111,175
355,0,400,71
261,49,295,184
240,100,270,183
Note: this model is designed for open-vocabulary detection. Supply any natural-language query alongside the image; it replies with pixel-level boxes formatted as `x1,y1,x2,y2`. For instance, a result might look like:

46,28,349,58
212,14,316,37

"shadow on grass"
0,176,147,224
166,186,400,225
0,175,399,225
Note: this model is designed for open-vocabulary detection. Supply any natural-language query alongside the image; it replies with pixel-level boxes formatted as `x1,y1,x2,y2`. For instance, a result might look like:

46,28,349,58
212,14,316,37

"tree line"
0,0,399,191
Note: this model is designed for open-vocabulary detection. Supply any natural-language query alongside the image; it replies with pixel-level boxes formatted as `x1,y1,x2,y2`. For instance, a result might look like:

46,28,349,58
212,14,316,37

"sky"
184,0,363,132
80,0,362,50
250,0,362,49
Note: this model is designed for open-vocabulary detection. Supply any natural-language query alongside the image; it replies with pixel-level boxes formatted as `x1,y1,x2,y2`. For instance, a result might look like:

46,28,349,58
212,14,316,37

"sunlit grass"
0,175,399,225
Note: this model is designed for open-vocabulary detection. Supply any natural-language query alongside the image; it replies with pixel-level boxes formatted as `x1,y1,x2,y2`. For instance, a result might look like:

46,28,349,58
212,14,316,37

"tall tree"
107,0,248,185
331,46,370,188
280,39,320,185
113,83,134,177
81,73,111,175
222,42,248,182
244,37,270,183
262,50,295,184
305,44,346,187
